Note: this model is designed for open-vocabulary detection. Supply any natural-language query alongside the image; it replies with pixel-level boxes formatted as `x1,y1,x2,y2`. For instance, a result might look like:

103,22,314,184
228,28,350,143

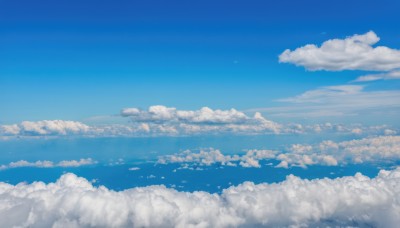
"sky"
1,1,400,227
1,0,400,125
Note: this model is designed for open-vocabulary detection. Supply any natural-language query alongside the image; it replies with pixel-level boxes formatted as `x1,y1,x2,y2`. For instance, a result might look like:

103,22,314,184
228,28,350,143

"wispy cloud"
354,70,400,82
251,85,400,118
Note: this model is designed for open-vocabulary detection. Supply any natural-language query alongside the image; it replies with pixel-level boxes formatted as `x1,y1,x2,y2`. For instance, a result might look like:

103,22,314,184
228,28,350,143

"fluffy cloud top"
159,136,400,169
279,31,400,71
0,170,399,227
0,158,96,170
0,120,90,136
121,105,281,134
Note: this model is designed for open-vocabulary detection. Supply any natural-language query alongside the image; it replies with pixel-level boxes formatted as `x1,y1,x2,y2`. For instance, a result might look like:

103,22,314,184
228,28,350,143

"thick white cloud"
355,70,400,82
0,170,399,227
0,120,90,136
279,31,400,71
159,136,400,169
0,158,96,170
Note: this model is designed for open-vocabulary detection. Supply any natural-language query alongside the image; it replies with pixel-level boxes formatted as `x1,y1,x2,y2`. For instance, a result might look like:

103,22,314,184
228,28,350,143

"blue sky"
1,0,400,125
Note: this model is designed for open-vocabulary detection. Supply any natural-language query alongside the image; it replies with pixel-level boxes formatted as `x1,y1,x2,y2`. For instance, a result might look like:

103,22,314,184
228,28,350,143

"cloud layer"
0,170,399,227
279,31,400,71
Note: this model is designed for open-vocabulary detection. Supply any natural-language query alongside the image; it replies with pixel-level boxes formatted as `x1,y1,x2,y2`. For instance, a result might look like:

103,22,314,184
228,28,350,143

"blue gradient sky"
1,0,400,124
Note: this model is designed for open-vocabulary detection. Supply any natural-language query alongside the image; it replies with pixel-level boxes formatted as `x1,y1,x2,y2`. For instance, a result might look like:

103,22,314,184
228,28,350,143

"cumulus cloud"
0,158,96,170
0,170,399,227
354,70,400,82
120,105,281,134
159,136,400,169
279,31,400,71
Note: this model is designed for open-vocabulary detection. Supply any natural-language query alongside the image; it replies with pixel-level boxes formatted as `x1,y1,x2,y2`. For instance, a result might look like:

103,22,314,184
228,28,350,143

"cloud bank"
279,31,400,71
0,170,399,227
159,136,400,169
1,106,397,138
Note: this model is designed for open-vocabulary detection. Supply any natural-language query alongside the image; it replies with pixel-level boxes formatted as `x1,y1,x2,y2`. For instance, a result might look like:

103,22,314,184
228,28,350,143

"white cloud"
0,158,96,170
354,70,400,82
120,105,282,134
279,31,400,71
158,148,277,168
0,170,399,227
276,135,400,168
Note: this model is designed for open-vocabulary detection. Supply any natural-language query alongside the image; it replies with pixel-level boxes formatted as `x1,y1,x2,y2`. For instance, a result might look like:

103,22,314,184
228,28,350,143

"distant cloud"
158,148,277,168
0,158,96,170
1,105,398,138
159,136,400,169
279,31,400,71
0,120,90,136
0,171,399,227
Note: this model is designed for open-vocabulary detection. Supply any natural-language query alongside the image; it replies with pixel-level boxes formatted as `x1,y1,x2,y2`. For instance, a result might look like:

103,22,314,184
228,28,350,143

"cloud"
0,158,96,170
0,120,90,136
279,31,400,71
0,170,399,227
273,135,400,168
252,84,400,118
158,148,277,168
158,136,400,169
120,105,282,134
354,70,400,82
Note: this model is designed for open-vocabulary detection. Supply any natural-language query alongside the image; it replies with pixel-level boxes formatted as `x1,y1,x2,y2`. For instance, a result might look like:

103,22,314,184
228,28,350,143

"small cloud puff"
0,170,399,227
